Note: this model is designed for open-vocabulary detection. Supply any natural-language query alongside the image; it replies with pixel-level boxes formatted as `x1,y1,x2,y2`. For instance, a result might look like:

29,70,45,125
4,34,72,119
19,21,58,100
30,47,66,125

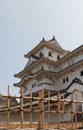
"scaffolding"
0,86,83,129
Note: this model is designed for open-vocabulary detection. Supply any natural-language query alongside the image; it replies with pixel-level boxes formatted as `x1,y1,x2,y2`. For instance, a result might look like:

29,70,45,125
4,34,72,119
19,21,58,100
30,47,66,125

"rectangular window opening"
63,79,65,83
80,71,83,76
66,77,69,82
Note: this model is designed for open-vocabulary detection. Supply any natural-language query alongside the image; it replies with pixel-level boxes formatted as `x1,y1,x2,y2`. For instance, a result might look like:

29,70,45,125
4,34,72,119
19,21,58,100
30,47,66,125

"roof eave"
14,56,56,78
13,83,20,87
24,41,45,58
24,41,69,58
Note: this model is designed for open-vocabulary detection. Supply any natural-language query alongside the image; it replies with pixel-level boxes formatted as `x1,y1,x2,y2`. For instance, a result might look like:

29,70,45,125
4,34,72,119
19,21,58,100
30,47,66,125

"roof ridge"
46,36,63,49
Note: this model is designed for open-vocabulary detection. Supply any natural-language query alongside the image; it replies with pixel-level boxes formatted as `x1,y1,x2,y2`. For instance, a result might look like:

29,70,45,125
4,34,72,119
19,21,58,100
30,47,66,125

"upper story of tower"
24,36,69,68
14,36,83,82
14,36,69,79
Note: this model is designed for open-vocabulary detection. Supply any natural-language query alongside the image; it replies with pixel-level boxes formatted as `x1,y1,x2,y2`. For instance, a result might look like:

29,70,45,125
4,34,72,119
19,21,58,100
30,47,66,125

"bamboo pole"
75,94,77,128
1,87,83,129
38,90,41,128
38,89,44,128
20,86,24,128
57,92,60,129
30,88,32,128
48,91,50,128
7,85,10,129
61,94,64,127
71,93,74,128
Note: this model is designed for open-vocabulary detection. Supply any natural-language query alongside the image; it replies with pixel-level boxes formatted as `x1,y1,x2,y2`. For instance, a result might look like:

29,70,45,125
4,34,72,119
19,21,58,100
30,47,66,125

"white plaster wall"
25,57,36,68
74,52,83,63
57,64,83,90
24,85,56,96
30,62,44,73
24,77,57,96
35,47,64,61
27,61,56,74
67,84,83,93
24,79,37,95
57,52,83,72
34,47,45,57
66,91,83,101
44,64,56,72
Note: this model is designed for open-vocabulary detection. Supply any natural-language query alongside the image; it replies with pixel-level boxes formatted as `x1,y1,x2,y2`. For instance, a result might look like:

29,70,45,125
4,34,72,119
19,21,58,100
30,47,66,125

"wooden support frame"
38,89,44,129
0,87,83,129
71,93,74,127
20,86,24,128
75,94,77,128
61,94,64,127
7,85,10,129
48,91,50,128
57,92,60,129
30,88,32,128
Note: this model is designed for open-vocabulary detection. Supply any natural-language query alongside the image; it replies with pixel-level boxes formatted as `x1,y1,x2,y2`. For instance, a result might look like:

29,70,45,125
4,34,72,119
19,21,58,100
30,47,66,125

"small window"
32,82,36,88
39,52,43,57
57,55,60,60
63,79,65,83
48,52,52,57
80,71,83,76
32,84,34,88
66,77,69,82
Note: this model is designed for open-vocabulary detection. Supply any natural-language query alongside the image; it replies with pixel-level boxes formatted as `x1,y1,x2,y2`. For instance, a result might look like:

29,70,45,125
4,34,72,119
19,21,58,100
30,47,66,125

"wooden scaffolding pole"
48,91,50,128
71,93,74,127
62,94,64,127
38,89,44,128
30,88,32,128
75,94,77,128
60,94,65,127
57,92,60,129
7,85,10,129
20,86,24,128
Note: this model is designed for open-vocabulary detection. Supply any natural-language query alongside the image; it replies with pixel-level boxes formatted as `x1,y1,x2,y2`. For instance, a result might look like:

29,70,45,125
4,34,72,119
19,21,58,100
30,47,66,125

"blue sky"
0,0,83,95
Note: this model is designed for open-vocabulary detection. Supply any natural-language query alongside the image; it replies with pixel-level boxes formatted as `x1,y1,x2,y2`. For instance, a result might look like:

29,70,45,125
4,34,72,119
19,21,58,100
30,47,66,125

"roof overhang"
14,69,56,87
14,56,56,78
56,45,83,65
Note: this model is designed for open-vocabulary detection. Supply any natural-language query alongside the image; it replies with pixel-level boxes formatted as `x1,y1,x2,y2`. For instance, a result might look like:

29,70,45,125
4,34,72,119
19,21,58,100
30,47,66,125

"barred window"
32,82,36,88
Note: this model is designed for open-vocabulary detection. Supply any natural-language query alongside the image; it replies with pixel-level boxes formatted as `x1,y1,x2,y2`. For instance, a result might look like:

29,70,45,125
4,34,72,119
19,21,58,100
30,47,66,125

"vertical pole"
71,93,74,128
39,90,41,128
48,91,50,128
7,85,10,129
30,88,32,128
57,92,60,129
20,86,23,128
38,89,44,128
75,94,77,128
62,94,64,127
62,94,65,127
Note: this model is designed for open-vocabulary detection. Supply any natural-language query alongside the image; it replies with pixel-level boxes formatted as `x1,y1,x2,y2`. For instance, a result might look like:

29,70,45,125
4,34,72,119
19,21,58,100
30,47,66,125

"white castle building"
14,36,83,96
13,36,83,122
0,36,83,124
